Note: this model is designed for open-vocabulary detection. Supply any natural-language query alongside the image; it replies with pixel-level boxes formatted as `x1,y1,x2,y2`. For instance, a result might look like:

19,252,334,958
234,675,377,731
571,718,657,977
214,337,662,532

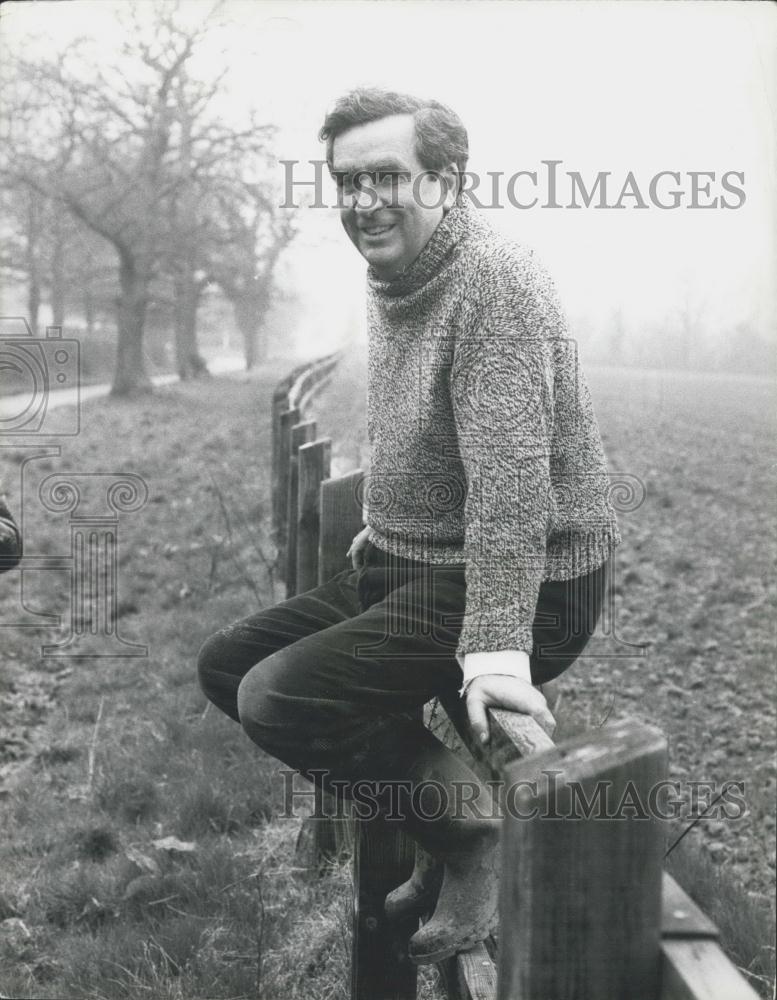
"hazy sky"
2,0,775,354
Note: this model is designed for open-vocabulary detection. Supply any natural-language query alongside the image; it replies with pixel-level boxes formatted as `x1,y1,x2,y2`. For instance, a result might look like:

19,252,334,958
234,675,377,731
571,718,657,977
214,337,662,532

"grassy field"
0,355,774,998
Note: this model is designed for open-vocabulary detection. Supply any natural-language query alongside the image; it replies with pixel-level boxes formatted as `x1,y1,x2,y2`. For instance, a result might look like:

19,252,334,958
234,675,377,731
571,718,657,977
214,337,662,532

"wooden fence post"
271,351,340,565
497,717,668,1000
276,406,300,575
318,469,367,586
271,387,290,535
285,420,317,598
351,819,418,1000
271,365,305,532
297,439,332,594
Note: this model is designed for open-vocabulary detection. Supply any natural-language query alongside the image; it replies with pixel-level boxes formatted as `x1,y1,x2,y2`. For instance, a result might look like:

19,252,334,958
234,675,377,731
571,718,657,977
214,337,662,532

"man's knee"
196,631,231,703
236,654,296,752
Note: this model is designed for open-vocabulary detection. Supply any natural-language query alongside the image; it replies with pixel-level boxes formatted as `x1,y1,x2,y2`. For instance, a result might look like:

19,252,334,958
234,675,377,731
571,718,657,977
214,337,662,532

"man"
198,88,620,964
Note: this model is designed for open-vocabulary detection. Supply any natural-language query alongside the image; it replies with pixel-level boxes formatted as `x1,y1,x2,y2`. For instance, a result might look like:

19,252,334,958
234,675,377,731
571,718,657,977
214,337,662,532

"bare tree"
209,183,299,369
0,1,280,394
1,22,193,393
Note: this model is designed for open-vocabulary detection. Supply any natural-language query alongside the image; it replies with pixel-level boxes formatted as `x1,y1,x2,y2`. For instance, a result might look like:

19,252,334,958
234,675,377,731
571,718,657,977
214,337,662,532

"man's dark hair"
319,87,469,177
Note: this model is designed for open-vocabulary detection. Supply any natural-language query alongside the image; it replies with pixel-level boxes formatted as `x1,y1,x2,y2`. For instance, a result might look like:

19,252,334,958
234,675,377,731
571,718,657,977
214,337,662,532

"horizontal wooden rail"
440,695,556,781
659,875,758,1000
436,873,759,1000
288,349,343,412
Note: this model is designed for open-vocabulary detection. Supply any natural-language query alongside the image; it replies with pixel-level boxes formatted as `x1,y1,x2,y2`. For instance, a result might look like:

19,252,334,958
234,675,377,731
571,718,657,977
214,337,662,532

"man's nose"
352,179,382,212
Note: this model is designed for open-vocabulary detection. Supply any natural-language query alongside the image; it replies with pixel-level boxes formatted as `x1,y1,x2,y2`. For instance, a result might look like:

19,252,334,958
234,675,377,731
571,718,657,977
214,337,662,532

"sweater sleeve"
450,250,561,658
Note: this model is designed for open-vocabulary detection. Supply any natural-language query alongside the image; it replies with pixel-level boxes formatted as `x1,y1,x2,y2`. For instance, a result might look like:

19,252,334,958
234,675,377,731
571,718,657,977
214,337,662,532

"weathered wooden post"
275,406,300,576
351,819,419,1000
498,717,668,1000
318,469,366,585
296,439,332,594
285,420,317,599
270,349,342,548
271,385,290,534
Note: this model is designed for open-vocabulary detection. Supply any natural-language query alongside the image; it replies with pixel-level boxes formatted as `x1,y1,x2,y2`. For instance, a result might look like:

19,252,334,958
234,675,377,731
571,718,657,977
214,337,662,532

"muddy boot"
298,717,502,965
407,820,500,965
385,846,443,922
387,727,502,966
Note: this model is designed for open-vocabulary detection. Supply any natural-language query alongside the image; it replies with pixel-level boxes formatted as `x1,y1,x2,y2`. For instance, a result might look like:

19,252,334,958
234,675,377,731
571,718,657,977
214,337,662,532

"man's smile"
360,223,397,238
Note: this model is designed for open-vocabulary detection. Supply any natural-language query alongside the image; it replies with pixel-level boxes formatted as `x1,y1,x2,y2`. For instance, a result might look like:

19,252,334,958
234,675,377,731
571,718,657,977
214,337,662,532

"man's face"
331,114,454,281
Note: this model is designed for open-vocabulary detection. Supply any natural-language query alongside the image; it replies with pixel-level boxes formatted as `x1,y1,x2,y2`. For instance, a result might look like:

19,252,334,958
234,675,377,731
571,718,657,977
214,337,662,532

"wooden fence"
270,356,759,1000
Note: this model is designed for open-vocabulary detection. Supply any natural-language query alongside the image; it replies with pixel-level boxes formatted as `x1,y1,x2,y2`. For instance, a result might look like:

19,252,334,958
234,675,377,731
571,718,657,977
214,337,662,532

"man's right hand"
464,674,556,744
346,526,371,569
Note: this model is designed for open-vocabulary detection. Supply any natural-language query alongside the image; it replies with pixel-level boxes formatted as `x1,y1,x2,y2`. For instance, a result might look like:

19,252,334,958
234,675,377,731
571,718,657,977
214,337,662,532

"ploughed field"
580,364,775,902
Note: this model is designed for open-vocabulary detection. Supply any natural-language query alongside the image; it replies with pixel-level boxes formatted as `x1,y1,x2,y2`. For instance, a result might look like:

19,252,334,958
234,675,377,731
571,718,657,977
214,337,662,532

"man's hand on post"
464,673,555,745
346,525,371,569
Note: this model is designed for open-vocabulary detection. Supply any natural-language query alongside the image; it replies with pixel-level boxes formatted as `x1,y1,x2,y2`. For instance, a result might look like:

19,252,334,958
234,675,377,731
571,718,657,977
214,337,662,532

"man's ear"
439,163,460,211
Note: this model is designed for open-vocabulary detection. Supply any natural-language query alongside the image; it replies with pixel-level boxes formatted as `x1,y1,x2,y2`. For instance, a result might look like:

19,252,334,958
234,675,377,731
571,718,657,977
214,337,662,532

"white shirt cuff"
456,649,532,697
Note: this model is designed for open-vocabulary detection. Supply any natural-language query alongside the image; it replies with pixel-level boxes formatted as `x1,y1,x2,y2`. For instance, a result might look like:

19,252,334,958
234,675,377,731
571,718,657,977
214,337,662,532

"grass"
0,365,366,1000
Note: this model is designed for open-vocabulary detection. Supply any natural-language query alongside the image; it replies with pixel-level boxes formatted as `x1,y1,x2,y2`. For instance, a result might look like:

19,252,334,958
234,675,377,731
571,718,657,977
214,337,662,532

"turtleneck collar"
366,195,485,298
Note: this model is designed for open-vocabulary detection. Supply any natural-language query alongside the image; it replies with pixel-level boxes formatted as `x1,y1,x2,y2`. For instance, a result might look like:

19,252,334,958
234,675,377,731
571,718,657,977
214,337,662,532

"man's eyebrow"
332,158,410,177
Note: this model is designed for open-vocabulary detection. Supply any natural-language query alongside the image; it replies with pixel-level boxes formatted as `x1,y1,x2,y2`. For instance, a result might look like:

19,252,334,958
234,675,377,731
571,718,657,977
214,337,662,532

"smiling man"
331,112,454,279
198,87,620,964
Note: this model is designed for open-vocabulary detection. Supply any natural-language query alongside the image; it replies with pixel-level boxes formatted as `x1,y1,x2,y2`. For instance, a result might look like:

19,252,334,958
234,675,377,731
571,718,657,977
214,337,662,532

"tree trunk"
25,190,41,336
173,271,208,380
234,289,269,370
27,276,40,338
83,281,95,337
169,92,208,382
111,251,152,396
50,201,66,329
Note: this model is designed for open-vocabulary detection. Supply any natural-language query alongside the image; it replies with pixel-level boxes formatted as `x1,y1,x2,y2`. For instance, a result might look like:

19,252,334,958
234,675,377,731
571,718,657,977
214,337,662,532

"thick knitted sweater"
363,195,621,660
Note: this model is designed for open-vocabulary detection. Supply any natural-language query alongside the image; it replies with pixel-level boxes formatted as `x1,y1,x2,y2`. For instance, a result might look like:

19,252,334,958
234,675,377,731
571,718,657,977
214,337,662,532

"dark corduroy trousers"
197,540,607,793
